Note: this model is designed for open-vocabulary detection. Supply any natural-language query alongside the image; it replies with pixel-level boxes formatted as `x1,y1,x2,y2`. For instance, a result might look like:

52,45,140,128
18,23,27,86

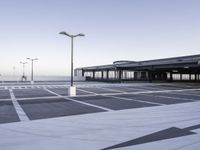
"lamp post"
13,66,16,81
0,74,2,84
59,31,85,96
27,58,38,84
20,61,27,81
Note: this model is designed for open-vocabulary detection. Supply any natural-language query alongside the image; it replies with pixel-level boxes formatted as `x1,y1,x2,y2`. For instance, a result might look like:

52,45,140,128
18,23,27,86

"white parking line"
9,89,29,121
97,88,200,96
104,95,164,106
122,86,150,92
17,96,61,101
78,88,98,95
134,86,160,91
44,88,112,111
98,87,126,93
0,99,12,101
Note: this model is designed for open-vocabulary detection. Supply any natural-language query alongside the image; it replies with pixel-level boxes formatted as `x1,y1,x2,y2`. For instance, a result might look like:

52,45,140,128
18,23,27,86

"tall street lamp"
27,58,38,84
59,31,85,96
13,66,16,81
0,74,3,84
20,61,27,81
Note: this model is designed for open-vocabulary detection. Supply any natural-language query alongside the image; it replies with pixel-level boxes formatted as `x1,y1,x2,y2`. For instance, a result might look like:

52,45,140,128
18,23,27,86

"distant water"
0,76,84,81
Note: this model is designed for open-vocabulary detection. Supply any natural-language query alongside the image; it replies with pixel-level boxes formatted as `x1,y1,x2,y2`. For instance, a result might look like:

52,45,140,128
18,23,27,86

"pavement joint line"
8,88,30,121
139,85,184,91
104,95,164,106
170,92,200,97
142,93,197,102
43,88,113,111
154,95,198,101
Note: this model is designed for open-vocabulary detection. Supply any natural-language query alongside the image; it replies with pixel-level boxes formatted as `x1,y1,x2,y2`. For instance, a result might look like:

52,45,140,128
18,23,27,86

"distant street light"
59,31,85,96
20,61,27,81
0,74,3,84
13,66,16,81
27,58,38,84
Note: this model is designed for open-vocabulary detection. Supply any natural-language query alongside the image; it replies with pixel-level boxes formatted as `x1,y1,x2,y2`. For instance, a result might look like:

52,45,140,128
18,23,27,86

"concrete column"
82,69,85,77
123,71,127,80
170,72,173,82
101,71,103,80
189,74,191,81
93,70,95,79
148,71,152,83
118,70,122,82
106,70,109,80
180,73,182,81
134,72,138,80
163,72,167,80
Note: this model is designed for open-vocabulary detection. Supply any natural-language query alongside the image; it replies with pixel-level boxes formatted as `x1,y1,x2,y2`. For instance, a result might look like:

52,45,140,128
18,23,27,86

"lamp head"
77,33,85,36
59,31,71,37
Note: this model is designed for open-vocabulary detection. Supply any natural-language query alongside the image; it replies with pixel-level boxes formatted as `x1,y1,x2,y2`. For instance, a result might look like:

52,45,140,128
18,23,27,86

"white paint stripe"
99,87,126,93
98,88,200,96
0,99,12,101
44,88,112,111
17,95,96,101
121,86,150,92
77,88,98,95
9,89,29,121
104,95,164,106
64,97,113,111
17,96,61,101
43,88,62,96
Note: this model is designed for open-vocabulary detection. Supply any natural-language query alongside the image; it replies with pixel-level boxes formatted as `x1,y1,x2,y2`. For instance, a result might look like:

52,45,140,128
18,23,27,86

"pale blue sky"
0,0,200,76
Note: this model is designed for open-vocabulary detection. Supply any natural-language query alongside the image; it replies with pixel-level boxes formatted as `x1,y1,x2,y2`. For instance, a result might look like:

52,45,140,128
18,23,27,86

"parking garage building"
75,54,200,82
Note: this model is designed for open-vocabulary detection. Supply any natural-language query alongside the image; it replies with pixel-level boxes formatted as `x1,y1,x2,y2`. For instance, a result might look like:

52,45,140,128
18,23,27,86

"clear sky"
0,0,200,76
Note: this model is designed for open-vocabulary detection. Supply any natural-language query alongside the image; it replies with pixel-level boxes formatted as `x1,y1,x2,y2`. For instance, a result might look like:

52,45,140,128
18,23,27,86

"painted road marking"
77,88,98,95
104,95,164,106
9,89,29,121
98,87,126,93
44,88,112,111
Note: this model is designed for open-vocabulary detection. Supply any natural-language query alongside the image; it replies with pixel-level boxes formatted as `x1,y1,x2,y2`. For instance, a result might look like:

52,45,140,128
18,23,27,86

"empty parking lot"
0,82,200,124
